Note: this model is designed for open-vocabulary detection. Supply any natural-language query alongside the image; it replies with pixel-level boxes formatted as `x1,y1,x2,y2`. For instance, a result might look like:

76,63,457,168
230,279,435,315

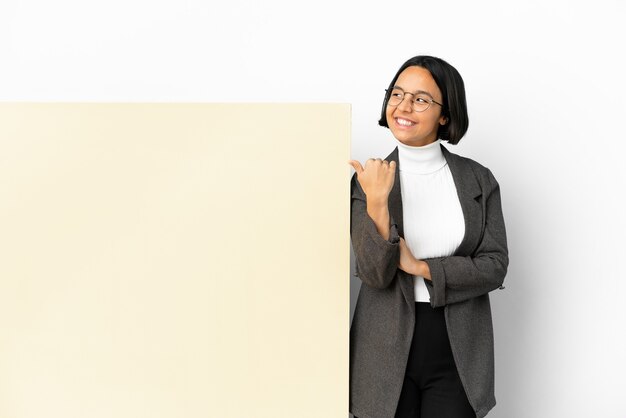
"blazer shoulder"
442,144,500,189
350,171,365,200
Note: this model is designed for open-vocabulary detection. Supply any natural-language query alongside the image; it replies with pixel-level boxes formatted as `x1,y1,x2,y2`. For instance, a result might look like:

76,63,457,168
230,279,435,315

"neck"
396,138,446,174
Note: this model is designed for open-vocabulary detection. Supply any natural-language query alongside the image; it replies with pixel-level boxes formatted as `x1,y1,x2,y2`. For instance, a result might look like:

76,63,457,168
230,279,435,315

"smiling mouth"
395,117,416,127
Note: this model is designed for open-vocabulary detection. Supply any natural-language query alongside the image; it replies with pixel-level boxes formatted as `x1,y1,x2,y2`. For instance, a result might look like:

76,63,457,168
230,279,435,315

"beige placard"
0,103,350,418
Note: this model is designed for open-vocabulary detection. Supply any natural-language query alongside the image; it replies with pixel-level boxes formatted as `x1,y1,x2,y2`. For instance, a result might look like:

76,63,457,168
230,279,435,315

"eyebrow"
392,85,434,98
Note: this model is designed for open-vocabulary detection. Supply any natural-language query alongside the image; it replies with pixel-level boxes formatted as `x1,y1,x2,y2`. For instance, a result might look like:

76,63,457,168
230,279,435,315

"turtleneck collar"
396,138,447,175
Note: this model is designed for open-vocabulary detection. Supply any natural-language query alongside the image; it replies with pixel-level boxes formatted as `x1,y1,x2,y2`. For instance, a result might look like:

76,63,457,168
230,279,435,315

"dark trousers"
393,302,475,418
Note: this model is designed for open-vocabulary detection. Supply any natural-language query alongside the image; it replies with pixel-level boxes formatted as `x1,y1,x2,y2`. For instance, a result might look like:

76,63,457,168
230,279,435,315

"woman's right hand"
348,158,397,204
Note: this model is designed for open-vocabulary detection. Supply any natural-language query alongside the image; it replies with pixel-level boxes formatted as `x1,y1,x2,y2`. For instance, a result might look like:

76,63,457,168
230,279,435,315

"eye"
414,97,429,104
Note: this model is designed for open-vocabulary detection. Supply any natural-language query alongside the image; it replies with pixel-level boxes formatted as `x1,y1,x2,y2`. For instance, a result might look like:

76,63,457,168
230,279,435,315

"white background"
2,0,625,416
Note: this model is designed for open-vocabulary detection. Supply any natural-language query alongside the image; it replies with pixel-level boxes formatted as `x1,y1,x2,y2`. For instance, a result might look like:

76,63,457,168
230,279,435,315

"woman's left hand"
398,238,418,274
399,238,431,280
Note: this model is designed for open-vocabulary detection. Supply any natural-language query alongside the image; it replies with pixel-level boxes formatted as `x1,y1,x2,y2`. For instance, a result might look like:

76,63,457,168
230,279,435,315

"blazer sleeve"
350,173,400,290
424,168,509,307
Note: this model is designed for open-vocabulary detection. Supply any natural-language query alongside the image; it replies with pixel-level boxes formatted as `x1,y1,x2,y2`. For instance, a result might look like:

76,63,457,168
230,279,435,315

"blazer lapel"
386,147,404,237
384,143,484,309
440,145,483,257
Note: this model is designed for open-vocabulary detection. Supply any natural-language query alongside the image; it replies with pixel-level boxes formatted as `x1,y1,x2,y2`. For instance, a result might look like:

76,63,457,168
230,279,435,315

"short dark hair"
378,55,469,144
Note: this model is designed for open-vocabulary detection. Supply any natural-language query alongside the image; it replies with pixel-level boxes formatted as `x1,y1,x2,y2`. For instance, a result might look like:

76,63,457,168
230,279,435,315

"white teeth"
396,118,415,126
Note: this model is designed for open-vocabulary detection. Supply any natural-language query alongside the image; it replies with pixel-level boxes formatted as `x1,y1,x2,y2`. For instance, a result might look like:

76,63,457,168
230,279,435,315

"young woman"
348,55,509,418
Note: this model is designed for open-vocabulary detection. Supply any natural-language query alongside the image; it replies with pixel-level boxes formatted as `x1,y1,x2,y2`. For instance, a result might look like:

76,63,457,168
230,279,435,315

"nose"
396,93,413,113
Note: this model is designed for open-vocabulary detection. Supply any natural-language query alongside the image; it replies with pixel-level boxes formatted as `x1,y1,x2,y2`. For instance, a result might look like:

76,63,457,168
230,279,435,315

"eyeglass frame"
385,88,444,113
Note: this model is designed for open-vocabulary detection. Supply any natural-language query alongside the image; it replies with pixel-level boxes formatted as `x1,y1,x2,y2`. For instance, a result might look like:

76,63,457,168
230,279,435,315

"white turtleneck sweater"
396,138,465,302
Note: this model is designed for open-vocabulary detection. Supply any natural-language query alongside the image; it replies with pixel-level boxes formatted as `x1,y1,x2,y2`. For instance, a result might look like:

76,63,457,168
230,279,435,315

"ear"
439,115,448,126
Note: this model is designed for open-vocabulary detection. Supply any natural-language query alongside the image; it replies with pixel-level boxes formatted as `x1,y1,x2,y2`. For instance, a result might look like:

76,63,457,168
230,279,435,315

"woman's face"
385,66,447,147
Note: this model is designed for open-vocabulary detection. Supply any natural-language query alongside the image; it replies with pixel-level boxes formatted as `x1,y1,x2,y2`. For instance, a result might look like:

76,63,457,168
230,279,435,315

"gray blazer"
349,144,509,418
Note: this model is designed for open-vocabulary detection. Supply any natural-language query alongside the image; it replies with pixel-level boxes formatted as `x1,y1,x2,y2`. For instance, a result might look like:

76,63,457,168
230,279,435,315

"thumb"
348,160,364,174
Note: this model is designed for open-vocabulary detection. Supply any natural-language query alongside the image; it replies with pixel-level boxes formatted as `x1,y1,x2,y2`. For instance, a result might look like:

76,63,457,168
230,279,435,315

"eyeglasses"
386,88,443,113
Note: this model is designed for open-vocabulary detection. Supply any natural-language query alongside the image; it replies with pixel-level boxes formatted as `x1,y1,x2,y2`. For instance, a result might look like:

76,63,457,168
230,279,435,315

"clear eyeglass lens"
388,89,431,112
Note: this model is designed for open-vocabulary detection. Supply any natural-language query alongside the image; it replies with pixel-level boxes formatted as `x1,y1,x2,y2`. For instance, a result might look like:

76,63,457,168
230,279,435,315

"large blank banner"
0,104,350,418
